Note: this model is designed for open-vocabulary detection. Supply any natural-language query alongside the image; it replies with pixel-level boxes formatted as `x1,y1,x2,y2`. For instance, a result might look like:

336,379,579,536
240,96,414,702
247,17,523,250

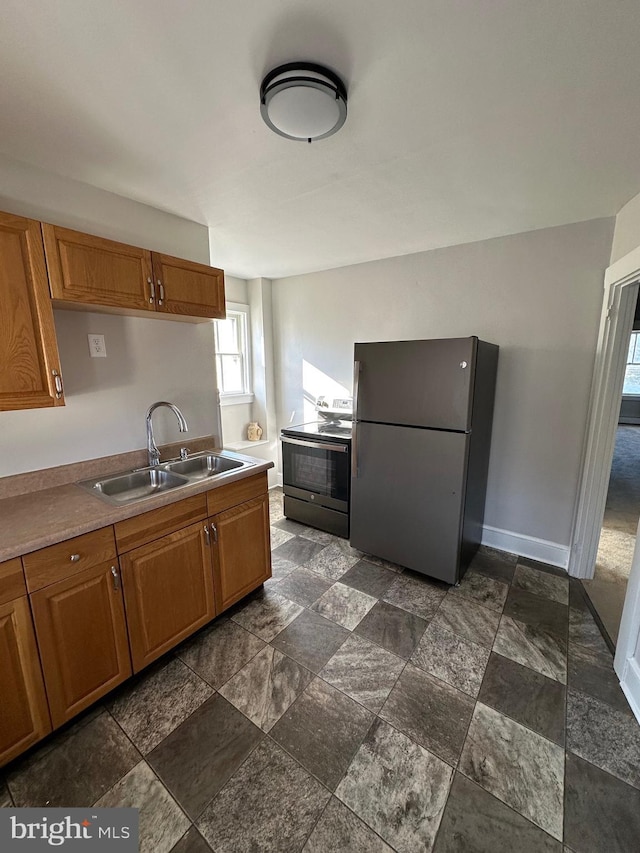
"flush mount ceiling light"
260,62,347,143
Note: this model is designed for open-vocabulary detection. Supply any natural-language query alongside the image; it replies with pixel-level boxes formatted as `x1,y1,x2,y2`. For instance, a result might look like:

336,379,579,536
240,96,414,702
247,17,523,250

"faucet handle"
180,447,189,460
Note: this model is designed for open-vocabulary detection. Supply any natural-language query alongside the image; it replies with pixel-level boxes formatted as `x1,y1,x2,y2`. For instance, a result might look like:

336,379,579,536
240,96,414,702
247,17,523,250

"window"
623,331,640,395
214,303,253,404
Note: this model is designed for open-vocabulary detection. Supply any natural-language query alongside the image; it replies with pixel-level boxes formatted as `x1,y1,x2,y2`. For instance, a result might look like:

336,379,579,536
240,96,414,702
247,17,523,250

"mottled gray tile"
270,525,296,550
566,689,640,789
0,780,13,808
411,622,490,697
231,590,303,641
108,658,213,754
272,535,327,566
564,751,640,853
568,642,629,713
433,772,561,853
493,615,567,683
304,542,360,580
197,739,330,853
450,570,509,612
96,761,189,853
148,694,263,819
431,593,500,649
358,552,405,572
383,573,447,619
468,546,517,584
271,609,350,673
479,652,565,745
513,564,569,605
380,662,475,767
178,618,266,688
517,557,567,579
270,554,299,578
340,559,398,598
355,600,428,659
274,516,335,544
503,587,568,637
302,797,394,853
7,712,139,808
336,718,453,853
320,634,405,712
271,567,333,607
170,827,212,853
219,645,313,732
568,578,590,613
459,702,564,840
310,581,377,630
270,677,374,791
568,607,609,653
268,489,285,523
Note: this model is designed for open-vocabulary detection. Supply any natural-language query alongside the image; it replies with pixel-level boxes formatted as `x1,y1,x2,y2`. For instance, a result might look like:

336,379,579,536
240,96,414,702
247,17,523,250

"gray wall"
0,155,218,477
611,190,640,264
272,218,614,562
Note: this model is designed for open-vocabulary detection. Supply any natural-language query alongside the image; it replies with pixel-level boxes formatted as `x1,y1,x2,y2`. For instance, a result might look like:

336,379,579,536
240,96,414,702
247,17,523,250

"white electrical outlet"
88,334,107,358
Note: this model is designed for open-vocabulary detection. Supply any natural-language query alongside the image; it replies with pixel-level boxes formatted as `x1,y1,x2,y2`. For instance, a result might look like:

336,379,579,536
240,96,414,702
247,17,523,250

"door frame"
569,245,640,579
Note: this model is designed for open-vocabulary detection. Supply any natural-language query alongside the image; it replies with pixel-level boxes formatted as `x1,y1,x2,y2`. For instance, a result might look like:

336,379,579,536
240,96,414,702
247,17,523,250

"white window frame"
622,329,640,399
214,302,254,406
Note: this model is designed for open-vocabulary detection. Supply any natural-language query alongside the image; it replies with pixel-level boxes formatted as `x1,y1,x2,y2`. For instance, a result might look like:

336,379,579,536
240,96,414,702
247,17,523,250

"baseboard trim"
481,525,569,570
620,659,640,725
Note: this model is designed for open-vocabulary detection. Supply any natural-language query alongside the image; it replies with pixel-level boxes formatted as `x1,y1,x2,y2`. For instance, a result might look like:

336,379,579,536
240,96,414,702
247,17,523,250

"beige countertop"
0,451,273,563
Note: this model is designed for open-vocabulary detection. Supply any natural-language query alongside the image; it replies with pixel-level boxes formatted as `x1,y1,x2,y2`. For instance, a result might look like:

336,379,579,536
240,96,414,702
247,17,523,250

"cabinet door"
0,212,64,411
0,596,51,766
121,522,215,672
31,562,131,728
212,494,272,613
43,224,154,311
152,253,225,319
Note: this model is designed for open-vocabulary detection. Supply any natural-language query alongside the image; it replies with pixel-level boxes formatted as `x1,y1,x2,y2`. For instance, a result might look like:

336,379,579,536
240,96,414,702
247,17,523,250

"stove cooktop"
281,420,353,440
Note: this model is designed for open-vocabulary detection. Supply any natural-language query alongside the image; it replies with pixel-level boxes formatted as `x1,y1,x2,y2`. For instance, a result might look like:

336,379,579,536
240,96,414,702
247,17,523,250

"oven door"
281,436,350,511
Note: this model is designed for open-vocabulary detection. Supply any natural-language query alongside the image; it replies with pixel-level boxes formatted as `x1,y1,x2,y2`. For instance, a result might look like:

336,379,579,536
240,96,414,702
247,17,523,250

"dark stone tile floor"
2,490,639,853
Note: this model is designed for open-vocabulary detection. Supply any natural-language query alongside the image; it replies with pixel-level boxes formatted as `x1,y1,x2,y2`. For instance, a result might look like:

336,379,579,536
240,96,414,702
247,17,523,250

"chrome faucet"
146,402,189,467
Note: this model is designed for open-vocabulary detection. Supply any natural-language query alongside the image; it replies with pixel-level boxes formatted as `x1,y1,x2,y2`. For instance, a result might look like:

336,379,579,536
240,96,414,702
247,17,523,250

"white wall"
0,155,220,477
272,218,615,562
611,191,640,264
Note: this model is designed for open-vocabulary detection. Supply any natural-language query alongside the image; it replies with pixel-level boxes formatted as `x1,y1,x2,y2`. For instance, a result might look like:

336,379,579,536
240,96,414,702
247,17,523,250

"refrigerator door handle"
352,360,361,478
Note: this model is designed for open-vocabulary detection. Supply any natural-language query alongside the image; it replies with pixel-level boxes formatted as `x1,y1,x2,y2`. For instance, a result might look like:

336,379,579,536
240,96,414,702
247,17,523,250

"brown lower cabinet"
211,494,272,612
0,596,51,765
0,471,271,766
30,561,131,728
120,521,215,672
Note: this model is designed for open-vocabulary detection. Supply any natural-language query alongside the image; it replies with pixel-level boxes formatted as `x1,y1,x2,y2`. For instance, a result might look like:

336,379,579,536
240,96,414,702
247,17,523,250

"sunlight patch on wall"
303,360,350,421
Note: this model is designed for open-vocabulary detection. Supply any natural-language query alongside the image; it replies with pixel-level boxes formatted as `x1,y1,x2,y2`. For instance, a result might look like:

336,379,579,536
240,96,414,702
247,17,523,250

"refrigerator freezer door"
350,422,468,583
354,338,477,431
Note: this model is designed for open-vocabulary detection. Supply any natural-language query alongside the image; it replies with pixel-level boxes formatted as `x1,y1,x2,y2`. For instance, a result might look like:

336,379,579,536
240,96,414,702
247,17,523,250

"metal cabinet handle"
204,524,210,546
352,360,361,479
110,565,120,591
52,369,64,399
281,436,348,453
148,276,155,303
211,523,218,544
157,280,164,306
70,553,80,562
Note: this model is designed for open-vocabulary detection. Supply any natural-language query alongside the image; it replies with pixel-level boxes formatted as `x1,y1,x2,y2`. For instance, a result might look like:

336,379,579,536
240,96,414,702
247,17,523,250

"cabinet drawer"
0,558,27,605
206,472,268,516
114,494,207,554
23,527,117,592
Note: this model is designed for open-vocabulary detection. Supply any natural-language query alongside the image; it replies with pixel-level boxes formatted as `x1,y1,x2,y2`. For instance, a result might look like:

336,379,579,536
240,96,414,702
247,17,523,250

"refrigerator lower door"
350,422,468,584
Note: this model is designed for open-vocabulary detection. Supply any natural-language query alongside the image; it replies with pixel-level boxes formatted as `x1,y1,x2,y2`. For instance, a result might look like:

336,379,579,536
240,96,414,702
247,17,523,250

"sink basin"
78,468,189,505
164,453,244,480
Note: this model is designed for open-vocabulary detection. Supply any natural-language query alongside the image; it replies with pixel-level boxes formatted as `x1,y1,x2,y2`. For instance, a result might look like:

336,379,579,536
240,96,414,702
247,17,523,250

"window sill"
219,393,255,407
224,439,270,451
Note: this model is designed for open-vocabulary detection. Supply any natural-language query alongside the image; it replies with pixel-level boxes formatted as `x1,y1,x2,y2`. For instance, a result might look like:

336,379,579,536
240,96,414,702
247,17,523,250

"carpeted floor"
582,425,640,643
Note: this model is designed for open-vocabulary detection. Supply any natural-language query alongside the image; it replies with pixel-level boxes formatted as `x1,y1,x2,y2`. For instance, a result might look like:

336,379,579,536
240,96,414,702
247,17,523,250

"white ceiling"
1,1,639,279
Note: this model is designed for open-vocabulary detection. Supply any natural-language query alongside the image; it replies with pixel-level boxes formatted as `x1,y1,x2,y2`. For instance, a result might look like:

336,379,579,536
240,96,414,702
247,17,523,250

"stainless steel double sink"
77,451,255,506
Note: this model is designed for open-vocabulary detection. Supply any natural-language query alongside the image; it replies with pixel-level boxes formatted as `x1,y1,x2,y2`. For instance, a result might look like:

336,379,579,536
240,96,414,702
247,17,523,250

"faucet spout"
146,401,189,467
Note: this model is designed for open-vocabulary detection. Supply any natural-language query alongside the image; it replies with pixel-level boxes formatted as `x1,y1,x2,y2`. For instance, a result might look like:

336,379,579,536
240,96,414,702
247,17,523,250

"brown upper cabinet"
0,212,65,411
43,224,225,319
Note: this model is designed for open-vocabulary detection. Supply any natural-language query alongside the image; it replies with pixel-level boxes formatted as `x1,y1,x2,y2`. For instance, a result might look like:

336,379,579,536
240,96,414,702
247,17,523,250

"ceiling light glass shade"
260,62,347,143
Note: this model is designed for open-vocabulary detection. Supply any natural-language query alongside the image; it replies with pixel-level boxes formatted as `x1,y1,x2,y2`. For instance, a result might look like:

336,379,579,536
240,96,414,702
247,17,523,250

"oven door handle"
281,436,349,453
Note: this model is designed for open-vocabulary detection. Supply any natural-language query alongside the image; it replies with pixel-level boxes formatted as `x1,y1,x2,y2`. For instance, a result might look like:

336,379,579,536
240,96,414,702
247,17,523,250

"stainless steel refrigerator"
350,337,498,584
